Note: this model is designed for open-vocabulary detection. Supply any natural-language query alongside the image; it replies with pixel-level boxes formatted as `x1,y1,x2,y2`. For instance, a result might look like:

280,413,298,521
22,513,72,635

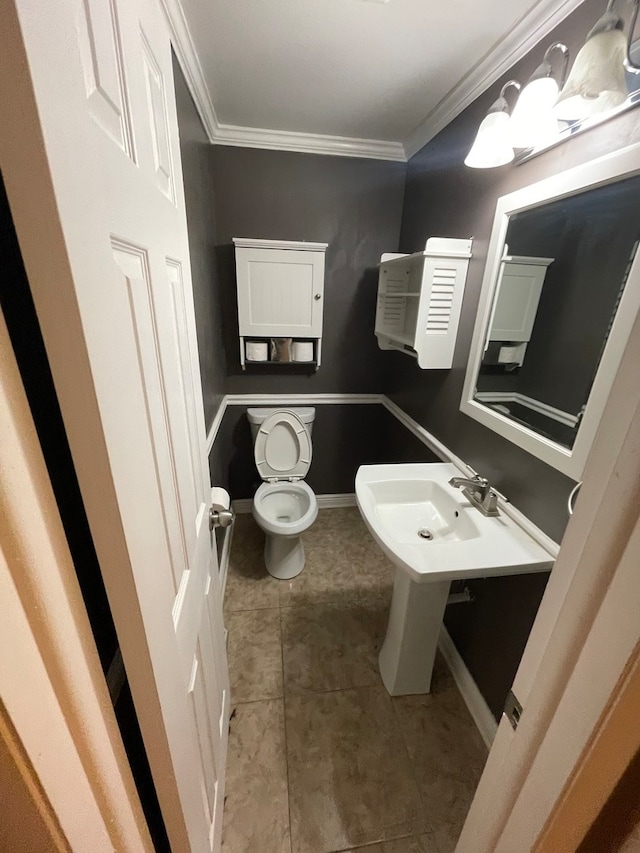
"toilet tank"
247,407,316,443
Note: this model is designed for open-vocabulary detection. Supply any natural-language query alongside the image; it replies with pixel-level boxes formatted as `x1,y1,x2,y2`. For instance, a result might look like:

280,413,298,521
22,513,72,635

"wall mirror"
460,143,640,480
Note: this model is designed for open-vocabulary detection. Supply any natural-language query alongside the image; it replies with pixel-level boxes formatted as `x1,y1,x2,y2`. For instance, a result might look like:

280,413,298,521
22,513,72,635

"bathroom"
3,0,640,849
171,0,640,848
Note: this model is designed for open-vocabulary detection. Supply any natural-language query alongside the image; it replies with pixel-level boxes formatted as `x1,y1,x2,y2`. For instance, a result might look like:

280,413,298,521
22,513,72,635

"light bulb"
510,77,560,148
464,111,515,169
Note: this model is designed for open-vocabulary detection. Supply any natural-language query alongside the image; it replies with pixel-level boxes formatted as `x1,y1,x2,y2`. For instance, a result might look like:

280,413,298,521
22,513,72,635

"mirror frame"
460,142,640,480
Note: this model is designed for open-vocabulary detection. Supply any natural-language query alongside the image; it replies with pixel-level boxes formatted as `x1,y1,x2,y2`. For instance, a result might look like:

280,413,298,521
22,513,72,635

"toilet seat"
254,409,312,482
253,480,318,537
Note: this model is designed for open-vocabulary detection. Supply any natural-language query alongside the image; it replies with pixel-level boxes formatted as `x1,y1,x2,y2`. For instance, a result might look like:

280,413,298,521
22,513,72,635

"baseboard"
232,492,357,514
438,625,498,749
318,493,357,509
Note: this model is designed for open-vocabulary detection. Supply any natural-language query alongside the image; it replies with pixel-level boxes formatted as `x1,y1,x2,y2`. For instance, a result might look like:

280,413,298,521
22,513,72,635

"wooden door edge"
534,636,640,851
0,304,153,850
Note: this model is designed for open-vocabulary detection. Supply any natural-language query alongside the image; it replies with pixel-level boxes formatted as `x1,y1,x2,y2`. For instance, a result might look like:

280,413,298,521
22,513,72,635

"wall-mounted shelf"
240,336,321,370
375,237,472,369
233,238,327,371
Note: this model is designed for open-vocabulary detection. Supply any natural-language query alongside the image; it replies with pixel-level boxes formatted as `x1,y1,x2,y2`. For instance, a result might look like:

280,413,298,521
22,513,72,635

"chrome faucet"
448,474,500,517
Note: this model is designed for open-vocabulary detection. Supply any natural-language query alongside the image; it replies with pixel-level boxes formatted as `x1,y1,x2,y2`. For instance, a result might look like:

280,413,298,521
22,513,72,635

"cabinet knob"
314,293,321,301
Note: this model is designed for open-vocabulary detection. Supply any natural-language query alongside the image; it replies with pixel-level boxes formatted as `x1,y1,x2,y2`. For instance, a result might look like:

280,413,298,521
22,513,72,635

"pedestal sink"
355,463,554,695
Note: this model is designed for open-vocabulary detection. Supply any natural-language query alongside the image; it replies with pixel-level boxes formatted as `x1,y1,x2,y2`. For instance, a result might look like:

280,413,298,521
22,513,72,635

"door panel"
8,0,230,848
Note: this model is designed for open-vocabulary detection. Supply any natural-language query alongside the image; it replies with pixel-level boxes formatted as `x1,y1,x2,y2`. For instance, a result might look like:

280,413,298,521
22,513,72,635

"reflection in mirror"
473,175,640,450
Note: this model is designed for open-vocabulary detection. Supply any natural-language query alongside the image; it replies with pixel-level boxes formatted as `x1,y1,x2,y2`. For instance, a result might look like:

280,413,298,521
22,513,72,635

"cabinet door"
489,261,549,342
236,248,324,337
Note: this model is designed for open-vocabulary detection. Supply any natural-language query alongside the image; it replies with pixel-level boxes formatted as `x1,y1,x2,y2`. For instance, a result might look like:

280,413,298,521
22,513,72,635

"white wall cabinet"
375,237,472,369
488,254,554,343
233,238,328,369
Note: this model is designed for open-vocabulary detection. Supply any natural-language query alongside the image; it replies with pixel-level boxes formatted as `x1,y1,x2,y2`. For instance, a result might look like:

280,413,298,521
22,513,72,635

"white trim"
318,493,357,508
213,124,406,162
403,0,584,159
232,237,329,251
474,392,580,429
161,0,219,142
207,393,558,557
206,393,385,454
438,625,498,749
163,0,586,162
225,393,384,406
231,492,357,514
206,397,228,454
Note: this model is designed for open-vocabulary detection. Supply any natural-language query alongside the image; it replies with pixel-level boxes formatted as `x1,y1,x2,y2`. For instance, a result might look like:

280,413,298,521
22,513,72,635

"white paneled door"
7,0,229,849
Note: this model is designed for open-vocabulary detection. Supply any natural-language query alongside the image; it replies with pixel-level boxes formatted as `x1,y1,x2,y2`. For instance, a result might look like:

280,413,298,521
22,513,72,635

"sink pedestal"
379,571,450,695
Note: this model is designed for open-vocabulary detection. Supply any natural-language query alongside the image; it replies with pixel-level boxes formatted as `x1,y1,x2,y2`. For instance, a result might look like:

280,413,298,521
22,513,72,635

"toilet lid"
254,410,312,481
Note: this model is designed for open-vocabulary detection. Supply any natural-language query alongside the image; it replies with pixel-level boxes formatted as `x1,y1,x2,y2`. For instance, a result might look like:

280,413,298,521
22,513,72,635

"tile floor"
222,508,487,853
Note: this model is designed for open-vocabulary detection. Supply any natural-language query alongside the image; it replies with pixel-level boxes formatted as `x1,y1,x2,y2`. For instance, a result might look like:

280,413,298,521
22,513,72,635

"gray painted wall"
209,146,406,394
175,12,640,721
173,55,226,431
387,0,640,717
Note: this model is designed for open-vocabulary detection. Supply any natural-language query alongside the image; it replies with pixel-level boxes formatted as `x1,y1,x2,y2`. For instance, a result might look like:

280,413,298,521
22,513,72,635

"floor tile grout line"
389,696,433,838
279,605,295,853
283,681,389,701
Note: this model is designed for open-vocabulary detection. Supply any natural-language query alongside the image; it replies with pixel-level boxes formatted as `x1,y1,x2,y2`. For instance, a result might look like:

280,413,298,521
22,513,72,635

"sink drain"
418,528,434,541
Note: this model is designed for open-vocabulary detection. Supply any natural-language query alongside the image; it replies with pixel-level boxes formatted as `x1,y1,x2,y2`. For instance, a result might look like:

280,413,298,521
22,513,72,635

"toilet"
248,407,318,579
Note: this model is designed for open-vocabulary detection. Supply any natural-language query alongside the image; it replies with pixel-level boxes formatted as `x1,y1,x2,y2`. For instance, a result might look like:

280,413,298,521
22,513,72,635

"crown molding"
161,0,220,142
164,0,585,163
212,123,407,161
162,0,406,160
403,0,585,159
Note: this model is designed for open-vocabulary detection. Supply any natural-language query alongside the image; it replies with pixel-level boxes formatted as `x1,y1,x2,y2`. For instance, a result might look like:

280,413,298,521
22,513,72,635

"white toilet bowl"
248,407,318,580
252,480,318,579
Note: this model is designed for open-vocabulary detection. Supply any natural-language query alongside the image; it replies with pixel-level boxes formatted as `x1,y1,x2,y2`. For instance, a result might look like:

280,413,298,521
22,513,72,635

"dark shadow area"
0,174,168,849
578,746,640,853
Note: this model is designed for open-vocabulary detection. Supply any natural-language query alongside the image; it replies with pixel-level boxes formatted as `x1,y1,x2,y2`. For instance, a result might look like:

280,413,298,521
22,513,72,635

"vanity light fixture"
554,0,638,121
509,43,570,149
464,80,521,169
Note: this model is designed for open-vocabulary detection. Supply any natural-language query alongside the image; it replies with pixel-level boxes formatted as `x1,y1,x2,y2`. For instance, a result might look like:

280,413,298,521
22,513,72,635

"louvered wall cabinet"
375,237,472,369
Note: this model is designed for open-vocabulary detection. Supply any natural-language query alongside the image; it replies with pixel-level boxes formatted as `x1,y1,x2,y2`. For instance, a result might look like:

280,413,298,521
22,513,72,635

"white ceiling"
174,0,583,159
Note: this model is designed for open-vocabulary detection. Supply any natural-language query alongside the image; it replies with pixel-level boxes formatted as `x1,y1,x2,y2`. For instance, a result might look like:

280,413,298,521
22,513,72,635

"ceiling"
173,0,584,160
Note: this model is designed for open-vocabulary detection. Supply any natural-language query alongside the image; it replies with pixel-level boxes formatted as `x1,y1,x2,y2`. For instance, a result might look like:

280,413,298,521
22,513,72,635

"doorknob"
209,507,234,531
314,293,321,300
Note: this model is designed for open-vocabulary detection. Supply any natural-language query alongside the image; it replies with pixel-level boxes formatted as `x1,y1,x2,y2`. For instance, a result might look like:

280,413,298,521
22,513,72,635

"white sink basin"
356,462,553,583
355,462,555,696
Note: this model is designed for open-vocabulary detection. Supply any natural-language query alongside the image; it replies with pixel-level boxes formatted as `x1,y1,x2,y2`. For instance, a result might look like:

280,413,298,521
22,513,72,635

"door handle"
209,507,234,531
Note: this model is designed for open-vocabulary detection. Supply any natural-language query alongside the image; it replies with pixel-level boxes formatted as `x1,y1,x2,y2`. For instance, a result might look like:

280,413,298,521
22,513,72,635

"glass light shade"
509,76,560,148
555,26,628,121
464,111,515,168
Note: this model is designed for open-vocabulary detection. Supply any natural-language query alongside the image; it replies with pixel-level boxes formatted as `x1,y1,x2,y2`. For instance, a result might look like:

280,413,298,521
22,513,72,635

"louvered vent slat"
426,267,456,336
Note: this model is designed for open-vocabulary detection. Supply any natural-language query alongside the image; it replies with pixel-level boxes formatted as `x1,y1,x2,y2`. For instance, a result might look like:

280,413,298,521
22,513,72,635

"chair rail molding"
206,393,559,558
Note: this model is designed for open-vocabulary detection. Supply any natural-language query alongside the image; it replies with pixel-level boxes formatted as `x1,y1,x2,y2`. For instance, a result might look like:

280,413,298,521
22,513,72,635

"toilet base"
264,534,305,580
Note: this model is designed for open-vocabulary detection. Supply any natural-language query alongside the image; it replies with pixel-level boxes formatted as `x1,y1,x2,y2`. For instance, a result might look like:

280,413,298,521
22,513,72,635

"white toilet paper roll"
245,341,268,361
210,486,231,512
292,341,314,362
